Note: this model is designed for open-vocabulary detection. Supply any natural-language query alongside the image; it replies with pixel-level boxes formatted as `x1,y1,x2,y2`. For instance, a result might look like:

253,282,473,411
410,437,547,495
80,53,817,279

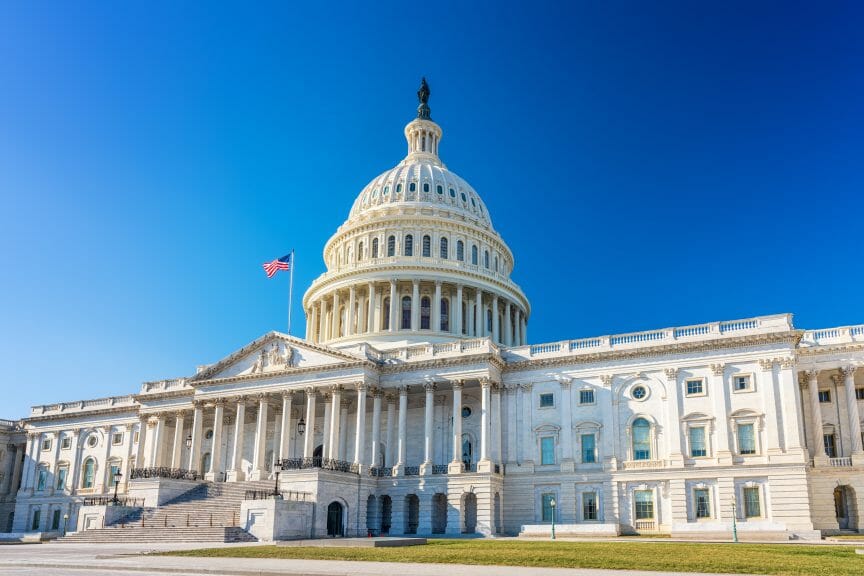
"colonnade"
306,280,527,347
801,365,863,461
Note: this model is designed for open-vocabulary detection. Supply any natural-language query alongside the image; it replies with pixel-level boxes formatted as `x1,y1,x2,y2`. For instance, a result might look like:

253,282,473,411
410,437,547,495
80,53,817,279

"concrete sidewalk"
0,542,760,576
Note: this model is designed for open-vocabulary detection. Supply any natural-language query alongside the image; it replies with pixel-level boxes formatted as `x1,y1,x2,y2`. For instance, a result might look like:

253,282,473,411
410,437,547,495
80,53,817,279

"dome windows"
404,234,414,257
372,238,379,258
470,197,476,207
387,236,396,257
484,250,490,268
372,188,379,199
409,182,416,192
437,185,443,195
396,183,403,194
460,192,467,203
449,188,456,198
401,296,411,329
471,245,479,265
383,186,390,196
422,235,431,257
423,182,429,193
358,241,364,262
456,240,465,261
420,296,431,329
440,237,448,259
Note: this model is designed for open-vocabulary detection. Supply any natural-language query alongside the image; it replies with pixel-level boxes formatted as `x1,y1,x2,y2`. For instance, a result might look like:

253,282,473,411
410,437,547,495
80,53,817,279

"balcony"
635,520,657,532
622,460,665,471
809,457,853,468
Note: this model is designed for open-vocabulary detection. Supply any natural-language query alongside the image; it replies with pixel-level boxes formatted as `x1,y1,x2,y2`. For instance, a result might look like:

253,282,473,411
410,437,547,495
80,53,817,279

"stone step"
60,526,256,543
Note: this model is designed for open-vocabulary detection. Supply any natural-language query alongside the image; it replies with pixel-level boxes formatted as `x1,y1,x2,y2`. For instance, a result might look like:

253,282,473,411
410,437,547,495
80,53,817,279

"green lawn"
162,539,864,576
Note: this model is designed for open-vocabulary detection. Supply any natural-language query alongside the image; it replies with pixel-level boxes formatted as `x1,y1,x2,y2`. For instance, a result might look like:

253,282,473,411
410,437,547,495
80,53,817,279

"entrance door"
835,486,850,530
327,502,344,537
462,492,477,533
461,434,473,471
380,495,392,535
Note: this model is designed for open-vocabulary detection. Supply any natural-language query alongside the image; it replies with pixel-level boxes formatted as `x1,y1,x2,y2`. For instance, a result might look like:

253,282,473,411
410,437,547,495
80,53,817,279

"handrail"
130,467,200,481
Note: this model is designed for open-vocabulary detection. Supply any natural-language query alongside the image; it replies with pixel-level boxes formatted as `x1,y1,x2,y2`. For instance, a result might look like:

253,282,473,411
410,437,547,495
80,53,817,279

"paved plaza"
0,541,760,576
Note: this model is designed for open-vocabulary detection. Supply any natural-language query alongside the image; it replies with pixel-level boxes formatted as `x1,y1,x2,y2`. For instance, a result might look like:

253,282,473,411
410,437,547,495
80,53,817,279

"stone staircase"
60,480,276,543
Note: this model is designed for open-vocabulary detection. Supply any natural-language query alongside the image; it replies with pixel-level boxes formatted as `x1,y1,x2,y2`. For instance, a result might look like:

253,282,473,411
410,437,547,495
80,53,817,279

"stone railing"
506,314,792,361
279,457,358,474
635,520,657,531
130,467,200,481
432,464,449,475
139,378,193,395
800,324,864,347
369,466,393,477
82,496,145,507
622,460,665,471
31,395,137,416
830,457,853,467
372,337,499,364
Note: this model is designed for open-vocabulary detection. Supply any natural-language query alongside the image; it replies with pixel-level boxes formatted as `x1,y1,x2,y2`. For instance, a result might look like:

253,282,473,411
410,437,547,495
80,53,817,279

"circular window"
87,435,98,448
632,385,647,400
461,406,472,419
205,429,213,440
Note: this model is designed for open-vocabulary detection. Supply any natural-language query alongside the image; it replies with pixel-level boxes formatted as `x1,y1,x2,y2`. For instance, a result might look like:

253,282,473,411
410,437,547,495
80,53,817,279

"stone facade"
3,83,863,540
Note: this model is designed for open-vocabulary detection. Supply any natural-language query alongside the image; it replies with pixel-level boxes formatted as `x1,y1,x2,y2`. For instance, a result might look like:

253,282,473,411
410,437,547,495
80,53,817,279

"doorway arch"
326,501,344,537
462,492,477,533
405,494,420,534
379,495,392,535
835,485,858,530
432,493,448,534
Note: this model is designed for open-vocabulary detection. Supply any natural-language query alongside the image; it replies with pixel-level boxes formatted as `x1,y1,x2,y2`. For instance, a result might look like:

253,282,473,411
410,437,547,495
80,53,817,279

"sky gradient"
1,1,862,418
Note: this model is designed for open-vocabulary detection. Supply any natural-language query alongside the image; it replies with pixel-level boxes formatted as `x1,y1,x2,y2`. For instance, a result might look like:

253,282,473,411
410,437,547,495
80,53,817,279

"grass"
161,539,864,576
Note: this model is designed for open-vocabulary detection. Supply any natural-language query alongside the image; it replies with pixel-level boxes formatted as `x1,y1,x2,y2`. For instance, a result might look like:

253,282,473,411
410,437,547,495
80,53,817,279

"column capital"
451,379,464,390
398,385,410,395
368,386,382,398
385,392,396,403
806,369,819,382
600,374,614,387
213,397,227,406
255,392,269,403
519,382,533,392
831,373,843,386
840,365,858,378
798,373,809,388
480,377,492,389
434,279,442,287
304,386,317,398
329,384,344,394
759,358,775,372
664,368,678,381
173,410,187,419
192,399,205,408
280,390,295,400
503,383,518,394
423,381,438,393
233,394,249,404
710,363,725,376
779,357,796,370
355,381,369,392
125,423,135,432
555,375,572,389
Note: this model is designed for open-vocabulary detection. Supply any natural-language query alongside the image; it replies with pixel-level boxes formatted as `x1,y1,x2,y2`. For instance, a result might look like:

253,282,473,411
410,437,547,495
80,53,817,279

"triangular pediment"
191,332,367,382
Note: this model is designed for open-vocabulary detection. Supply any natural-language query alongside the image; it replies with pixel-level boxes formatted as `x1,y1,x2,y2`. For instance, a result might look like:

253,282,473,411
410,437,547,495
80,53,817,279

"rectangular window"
581,433,596,463
61,436,71,450
856,388,864,401
541,493,556,522
689,426,707,457
41,438,52,451
737,423,756,455
818,390,831,403
56,467,68,490
694,488,711,518
36,468,47,491
51,509,61,531
31,509,41,531
579,389,595,405
112,432,123,446
583,492,598,521
685,379,704,396
743,487,761,518
733,375,751,392
823,434,837,458
540,437,555,465
634,490,654,520
539,393,554,408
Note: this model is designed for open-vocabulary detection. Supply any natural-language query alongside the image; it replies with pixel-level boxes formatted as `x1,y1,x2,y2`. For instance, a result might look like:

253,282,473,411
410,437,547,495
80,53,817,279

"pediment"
191,332,366,382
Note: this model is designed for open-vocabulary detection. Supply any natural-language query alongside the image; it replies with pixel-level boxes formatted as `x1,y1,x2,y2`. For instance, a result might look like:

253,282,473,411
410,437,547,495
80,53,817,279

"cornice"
132,389,195,402
797,342,864,357
503,331,802,373
25,405,141,424
192,359,374,388
380,351,505,374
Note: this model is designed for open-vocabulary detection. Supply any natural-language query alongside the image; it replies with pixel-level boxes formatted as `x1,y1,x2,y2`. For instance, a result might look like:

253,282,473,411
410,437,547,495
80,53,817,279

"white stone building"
4,81,864,541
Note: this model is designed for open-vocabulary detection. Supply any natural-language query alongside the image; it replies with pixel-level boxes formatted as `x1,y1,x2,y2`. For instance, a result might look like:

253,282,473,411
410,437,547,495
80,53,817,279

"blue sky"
1,1,861,417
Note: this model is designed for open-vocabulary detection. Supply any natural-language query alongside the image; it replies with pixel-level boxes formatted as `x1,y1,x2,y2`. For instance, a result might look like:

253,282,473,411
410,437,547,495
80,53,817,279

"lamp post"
731,501,738,543
550,498,556,540
185,434,193,450
272,462,283,498
111,470,122,505
62,513,69,536
297,417,306,436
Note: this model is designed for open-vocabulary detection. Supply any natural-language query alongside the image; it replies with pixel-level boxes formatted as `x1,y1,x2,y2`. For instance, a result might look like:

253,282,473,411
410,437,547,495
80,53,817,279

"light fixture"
185,434,193,449
297,417,306,436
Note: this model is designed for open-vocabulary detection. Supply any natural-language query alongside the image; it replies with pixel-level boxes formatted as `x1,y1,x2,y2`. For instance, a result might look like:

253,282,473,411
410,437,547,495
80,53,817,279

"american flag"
263,253,292,278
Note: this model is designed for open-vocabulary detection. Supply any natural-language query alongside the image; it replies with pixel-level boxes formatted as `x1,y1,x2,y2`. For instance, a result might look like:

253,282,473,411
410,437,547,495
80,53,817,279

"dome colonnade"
304,79,529,348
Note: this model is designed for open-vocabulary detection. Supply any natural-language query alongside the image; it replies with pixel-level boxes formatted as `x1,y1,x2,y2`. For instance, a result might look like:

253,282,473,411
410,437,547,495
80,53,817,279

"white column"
759,360,781,452
433,281,442,331
504,301,512,346
347,286,356,336
339,401,350,461
357,294,367,336
134,416,148,469
393,385,409,475
331,291,341,338
227,397,246,482
389,280,398,332
98,425,112,493
709,364,731,462
309,304,318,342
279,392,294,461
322,393,332,459
68,429,83,494
303,388,317,458
318,301,327,342
48,430,62,495
559,378,574,471
250,394,269,480
411,280,420,330
513,310,521,346
804,370,827,460
475,288,483,337
492,296,499,343
778,358,805,452
152,415,167,467
21,433,39,494
520,384,534,463
505,385,517,464
328,386,343,460
520,313,527,344
478,379,492,472
842,366,863,457
492,383,502,467
354,383,368,469
421,381,436,475
206,399,225,481
367,283,376,333
188,402,204,472
449,381,464,473
170,412,186,469
455,284,463,335
385,393,396,467
370,388,382,468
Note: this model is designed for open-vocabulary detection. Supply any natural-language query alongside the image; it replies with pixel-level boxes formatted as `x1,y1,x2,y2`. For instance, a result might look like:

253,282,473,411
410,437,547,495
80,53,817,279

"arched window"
387,236,395,257
440,237,448,259
420,296,431,329
201,452,211,473
339,307,346,337
422,235,431,257
484,250,490,268
404,235,413,256
486,309,493,332
457,240,464,261
423,182,429,193
462,302,468,334
396,183,402,194
440,298,450,331
632,418,651,460
383,297,390,330
471,245,478,265
372,238,379,259
358,241,364,261
494,255,498,272
401,296,412,330
409,182,416,192
81,458,96,489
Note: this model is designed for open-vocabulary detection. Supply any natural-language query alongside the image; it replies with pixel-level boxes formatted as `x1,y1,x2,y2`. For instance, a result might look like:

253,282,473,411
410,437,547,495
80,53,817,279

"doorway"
405,494,419,534
326,501,344,537
835,485,858,530
462,492,477,533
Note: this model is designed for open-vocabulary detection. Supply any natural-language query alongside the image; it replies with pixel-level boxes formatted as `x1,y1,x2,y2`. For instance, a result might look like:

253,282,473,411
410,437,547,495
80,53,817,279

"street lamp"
272,462,283,498
185,434,193,449
731,501,738,543
62,513,69,536
111,470,123,505
550,498,557,540
297,417,306,436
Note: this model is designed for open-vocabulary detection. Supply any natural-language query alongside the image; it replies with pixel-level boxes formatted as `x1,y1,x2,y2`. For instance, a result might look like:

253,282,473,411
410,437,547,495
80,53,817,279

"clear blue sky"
1,1,861,418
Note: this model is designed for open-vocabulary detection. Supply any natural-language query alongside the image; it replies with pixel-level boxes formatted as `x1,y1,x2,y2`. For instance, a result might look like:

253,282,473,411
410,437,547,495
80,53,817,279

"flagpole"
287,249,295,335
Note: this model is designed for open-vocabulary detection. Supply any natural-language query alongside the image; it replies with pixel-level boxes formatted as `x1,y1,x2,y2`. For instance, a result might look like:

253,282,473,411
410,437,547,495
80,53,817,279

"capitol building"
1,81,863,542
